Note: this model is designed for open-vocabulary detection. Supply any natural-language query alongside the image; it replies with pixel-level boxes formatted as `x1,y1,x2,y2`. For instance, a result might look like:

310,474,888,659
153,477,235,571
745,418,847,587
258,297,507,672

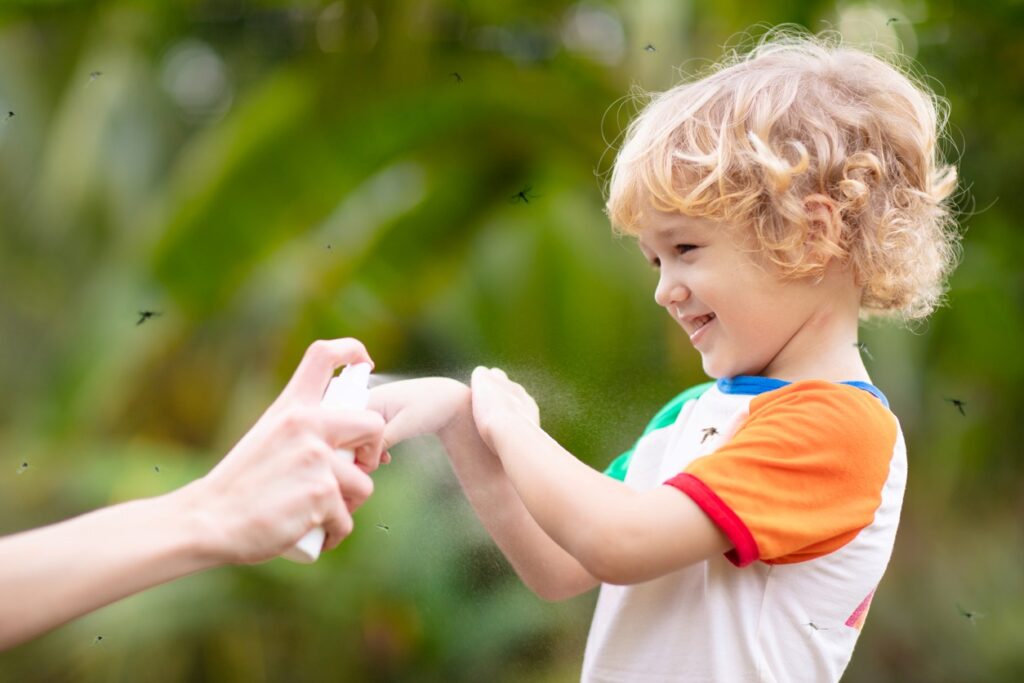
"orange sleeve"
665,380,898,567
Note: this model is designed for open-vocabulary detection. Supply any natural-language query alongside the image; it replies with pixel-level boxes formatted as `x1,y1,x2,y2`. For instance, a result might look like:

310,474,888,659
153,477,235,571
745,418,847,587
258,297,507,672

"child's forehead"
636,211,717,245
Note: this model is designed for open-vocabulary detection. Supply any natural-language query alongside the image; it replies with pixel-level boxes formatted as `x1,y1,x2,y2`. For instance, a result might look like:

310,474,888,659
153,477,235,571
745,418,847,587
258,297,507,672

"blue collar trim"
716,375,889,408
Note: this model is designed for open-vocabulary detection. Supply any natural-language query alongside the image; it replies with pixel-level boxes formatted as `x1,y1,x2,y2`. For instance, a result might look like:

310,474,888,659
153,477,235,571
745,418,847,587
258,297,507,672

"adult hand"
0,338,388,651
182,338,385,565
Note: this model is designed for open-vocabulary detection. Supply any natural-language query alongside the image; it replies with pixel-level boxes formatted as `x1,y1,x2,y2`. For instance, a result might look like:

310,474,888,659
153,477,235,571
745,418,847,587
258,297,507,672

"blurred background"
1,0,1021,681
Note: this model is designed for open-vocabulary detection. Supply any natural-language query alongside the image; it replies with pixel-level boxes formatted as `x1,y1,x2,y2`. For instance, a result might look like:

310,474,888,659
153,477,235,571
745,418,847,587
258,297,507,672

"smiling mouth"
687,312,716,340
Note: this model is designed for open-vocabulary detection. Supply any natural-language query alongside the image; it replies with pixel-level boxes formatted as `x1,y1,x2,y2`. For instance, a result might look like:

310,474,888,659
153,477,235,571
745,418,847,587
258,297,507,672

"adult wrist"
161,480,230,570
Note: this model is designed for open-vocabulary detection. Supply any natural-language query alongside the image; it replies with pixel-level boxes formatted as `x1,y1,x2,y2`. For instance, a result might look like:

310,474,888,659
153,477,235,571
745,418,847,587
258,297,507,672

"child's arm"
471,367,730,585
370,378,599,600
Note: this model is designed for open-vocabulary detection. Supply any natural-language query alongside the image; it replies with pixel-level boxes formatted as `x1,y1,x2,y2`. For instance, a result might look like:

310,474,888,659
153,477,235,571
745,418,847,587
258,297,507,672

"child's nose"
654,274,689,309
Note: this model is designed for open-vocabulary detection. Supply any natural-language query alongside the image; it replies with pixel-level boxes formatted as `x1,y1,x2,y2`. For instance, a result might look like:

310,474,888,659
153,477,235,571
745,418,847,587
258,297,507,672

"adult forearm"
439,402,598,601
0,485,216,651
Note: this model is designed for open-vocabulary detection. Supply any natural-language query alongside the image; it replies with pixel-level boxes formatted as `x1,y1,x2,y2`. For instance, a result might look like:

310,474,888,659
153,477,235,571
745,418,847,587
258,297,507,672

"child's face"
637,210,837,380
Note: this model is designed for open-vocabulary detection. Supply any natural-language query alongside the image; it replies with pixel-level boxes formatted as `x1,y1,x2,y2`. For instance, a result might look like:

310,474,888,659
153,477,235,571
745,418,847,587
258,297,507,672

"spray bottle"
282,362,372,564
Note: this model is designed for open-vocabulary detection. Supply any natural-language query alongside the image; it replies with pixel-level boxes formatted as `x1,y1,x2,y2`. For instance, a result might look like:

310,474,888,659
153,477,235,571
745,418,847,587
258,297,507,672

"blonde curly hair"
606,28,960,321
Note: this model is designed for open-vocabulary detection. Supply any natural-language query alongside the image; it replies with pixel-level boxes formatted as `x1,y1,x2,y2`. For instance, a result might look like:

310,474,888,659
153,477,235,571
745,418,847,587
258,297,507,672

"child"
372,28,959,682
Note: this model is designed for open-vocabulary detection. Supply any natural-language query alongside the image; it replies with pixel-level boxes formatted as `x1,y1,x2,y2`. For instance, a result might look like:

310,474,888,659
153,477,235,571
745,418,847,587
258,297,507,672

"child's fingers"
473,367,515,405
482,367,540,425
475,366,511,392
366,382,404,421
489,368,531,400
485,367,531,402
280,338,374,405
470,365,491,399
491,367,528,396
470,366,491,392
379,408,431,450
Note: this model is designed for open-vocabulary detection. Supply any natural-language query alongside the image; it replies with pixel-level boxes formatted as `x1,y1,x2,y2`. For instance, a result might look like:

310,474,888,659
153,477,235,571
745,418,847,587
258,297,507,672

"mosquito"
450,72,463,83
4,111,12,121
854,342,873,361
805,621,830,631
137,310,162,326
153,466,161,473
375,521,390,534
700,427,718,444
944,397,966,416
92,635,105,645
510,186,538,204
886,17,898,25
16,461,28,474
957,603,984,626
88,71,103,84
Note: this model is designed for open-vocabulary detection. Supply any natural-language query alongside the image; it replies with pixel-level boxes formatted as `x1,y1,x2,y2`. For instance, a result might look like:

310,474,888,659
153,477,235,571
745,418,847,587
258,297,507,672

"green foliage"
1,1,1022,680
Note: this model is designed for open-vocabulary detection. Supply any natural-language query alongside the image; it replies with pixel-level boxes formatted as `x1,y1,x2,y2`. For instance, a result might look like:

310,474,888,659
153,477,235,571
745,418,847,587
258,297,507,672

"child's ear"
801,193,846,267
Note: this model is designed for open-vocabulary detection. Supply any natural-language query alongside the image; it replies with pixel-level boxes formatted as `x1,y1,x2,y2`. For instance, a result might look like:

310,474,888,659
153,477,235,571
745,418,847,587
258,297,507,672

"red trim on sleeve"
665,473,760,567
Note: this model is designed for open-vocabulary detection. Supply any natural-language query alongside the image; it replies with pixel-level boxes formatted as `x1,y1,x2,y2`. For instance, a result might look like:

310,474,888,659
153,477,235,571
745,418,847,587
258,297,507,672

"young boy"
372,30,959,682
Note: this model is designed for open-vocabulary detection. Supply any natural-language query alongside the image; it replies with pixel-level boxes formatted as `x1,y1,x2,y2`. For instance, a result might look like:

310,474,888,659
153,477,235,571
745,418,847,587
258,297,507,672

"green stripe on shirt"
604,382,715,482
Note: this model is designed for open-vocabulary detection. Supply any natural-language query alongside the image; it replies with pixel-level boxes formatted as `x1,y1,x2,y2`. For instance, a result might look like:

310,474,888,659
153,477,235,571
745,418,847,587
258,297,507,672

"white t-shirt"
583,376,906,682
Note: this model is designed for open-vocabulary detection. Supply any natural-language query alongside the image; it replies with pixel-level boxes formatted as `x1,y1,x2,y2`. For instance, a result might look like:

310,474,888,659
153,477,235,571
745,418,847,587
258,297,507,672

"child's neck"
759,351,871,385
758,273,871,385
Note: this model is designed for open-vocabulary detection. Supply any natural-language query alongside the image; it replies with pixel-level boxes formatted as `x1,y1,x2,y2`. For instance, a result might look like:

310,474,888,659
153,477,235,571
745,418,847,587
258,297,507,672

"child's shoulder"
749,378,890,412
643,380,717,432
742,379,898,450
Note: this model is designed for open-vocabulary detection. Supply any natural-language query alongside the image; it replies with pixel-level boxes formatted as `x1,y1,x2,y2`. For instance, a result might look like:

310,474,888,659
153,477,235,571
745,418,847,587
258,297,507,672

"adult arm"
0,338,383,651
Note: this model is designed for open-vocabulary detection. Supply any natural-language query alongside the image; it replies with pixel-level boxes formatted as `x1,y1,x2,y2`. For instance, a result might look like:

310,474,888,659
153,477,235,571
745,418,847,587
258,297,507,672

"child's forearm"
438,395,599,601
485,412,729,585
0,487,215,651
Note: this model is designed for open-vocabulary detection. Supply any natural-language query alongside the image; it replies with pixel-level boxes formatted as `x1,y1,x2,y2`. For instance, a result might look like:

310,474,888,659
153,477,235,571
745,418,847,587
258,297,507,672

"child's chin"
700,356,726,379
701,355,750,380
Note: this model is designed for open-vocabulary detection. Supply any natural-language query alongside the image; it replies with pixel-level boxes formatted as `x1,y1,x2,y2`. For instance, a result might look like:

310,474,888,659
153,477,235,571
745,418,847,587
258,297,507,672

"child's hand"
470,367,540,450
369,378,471,451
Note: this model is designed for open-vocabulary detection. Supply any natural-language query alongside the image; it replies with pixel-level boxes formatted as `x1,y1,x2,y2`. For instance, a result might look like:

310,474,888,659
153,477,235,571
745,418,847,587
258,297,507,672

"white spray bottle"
282,362,372,564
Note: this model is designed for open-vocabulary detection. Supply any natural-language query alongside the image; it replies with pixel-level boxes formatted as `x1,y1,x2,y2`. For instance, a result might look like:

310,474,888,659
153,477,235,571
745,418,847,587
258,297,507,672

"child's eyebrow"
645,222,703,244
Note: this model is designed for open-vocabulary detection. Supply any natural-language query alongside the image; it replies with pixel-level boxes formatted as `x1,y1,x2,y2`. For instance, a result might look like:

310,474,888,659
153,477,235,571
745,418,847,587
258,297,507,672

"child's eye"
675,244,698,255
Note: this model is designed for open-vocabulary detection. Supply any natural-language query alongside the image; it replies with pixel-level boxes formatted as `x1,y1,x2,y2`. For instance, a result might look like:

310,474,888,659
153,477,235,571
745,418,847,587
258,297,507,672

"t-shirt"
582,376,906,683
